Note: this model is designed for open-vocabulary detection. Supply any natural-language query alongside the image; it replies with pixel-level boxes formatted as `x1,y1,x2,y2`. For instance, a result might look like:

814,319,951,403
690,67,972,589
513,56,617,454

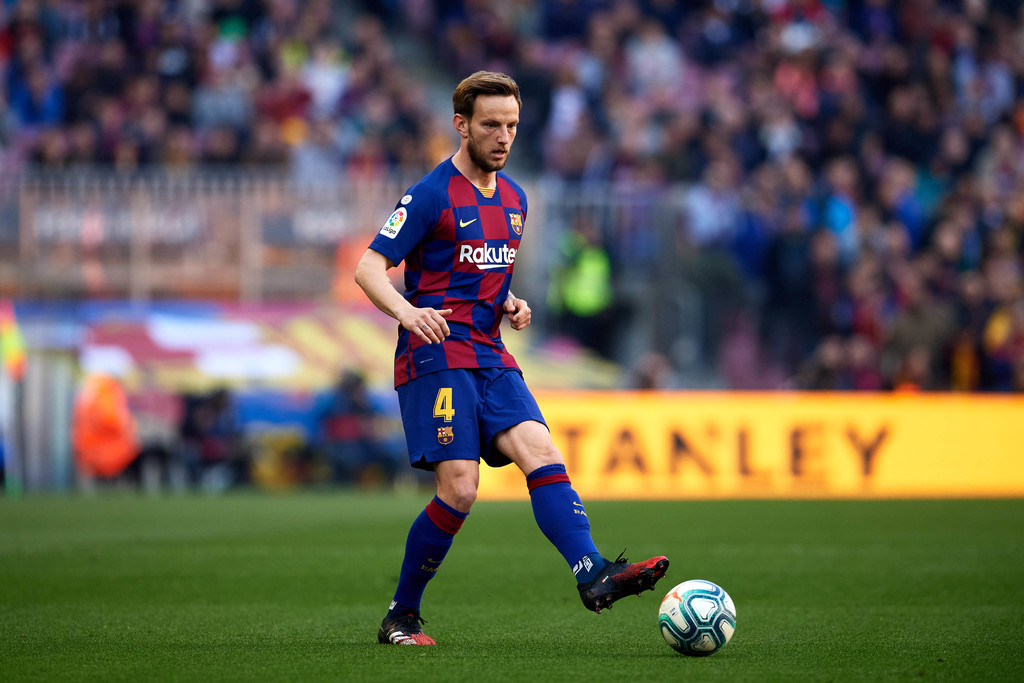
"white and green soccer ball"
658,579,737,656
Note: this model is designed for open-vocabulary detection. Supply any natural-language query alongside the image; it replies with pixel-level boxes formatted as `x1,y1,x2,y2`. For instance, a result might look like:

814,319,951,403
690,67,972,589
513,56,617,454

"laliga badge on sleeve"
379,207,407,239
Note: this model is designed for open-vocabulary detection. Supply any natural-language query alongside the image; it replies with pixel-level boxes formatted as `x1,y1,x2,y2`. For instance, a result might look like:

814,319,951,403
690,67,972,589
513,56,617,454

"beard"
467,133,508,173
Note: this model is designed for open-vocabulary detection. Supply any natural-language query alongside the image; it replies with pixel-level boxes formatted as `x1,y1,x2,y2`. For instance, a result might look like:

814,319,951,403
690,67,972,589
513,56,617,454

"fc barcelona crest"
509,212,523,235
437,426,454,445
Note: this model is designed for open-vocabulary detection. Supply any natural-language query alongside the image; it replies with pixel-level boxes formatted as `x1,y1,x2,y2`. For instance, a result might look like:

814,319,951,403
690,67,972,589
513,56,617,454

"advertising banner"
478,392,1024,500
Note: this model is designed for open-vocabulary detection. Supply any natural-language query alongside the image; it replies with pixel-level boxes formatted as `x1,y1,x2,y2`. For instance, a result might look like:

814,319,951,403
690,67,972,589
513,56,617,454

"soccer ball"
658,579,736,656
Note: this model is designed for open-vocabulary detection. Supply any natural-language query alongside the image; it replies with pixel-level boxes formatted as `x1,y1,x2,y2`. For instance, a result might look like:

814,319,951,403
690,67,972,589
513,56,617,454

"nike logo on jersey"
459,218,478,227
459,243,516,270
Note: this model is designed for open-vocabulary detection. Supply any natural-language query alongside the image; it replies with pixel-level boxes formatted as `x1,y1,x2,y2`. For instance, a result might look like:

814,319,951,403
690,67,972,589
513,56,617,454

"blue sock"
389,496,468,615
526,464,607,584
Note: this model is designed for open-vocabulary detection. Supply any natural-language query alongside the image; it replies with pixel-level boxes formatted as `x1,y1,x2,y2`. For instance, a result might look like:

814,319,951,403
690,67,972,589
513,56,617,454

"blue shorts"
397,367,547,470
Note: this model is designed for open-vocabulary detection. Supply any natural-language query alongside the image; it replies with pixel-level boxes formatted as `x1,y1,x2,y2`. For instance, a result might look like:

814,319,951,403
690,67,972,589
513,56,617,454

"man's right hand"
400,308,452,344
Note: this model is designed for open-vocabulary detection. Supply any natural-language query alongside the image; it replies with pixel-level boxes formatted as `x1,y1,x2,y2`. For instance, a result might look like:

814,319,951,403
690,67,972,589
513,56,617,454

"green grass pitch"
2,493,1022,682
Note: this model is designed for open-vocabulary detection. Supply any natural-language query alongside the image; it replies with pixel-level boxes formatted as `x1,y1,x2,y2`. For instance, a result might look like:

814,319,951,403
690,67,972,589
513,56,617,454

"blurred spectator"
9,62,63,128
982,297,1024,391
291,118,341,184
846,334,884,391
685,159,741,248
71,373,138,489
761,208,815,370
796,335,848,390
547,213,617,359
178,387,247,492
882,267,958,388
820,157,860,265
626,351,678,390
891,344,935,393
313,369,400,487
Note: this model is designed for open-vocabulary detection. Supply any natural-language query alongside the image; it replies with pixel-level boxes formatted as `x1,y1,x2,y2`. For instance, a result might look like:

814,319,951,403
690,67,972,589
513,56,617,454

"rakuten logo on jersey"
458,243,516,270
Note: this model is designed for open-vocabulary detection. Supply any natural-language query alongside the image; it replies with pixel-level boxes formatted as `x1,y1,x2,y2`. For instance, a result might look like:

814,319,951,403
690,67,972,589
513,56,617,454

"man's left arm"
503,290,531,331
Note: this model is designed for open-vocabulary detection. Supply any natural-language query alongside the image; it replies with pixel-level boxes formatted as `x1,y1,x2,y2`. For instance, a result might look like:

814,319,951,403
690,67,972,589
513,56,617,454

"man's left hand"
503,295,531,331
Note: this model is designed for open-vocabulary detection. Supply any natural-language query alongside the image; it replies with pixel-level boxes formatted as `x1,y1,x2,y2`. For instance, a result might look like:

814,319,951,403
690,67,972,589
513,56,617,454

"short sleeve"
368,186,444,266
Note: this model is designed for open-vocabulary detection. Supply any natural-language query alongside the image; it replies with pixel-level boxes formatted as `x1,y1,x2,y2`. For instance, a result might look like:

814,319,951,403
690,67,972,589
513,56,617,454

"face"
458,95,519,173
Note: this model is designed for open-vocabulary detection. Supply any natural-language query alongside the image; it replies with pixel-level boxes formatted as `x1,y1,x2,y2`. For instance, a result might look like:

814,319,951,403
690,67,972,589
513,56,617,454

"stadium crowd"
2,0,1023,392
0,0,446,177
372,0,1024,393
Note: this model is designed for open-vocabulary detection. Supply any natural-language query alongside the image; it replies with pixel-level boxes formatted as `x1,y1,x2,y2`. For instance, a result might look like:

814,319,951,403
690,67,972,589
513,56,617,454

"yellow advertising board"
477,392,1024,500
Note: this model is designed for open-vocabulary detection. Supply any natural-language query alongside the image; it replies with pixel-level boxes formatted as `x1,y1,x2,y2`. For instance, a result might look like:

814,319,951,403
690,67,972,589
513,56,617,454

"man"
355,71,669,646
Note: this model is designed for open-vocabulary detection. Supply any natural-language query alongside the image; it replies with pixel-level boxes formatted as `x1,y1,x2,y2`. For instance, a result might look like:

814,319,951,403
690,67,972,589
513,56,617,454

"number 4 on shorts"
433,387,455,422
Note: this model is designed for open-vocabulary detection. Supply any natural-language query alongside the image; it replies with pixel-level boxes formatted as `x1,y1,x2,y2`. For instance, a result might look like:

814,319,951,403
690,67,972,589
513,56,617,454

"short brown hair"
452,71,522,119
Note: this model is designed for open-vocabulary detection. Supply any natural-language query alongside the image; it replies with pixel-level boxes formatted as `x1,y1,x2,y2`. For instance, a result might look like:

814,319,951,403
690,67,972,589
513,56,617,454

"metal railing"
1,168,706,369
2,170,414,301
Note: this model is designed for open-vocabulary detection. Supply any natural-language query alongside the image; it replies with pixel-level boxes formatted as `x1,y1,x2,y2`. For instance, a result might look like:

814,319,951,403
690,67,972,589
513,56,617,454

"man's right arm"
354,248,452,345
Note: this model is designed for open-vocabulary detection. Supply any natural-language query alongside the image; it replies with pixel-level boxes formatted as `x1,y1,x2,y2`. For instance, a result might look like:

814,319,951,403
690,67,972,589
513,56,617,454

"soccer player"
355,71,669,646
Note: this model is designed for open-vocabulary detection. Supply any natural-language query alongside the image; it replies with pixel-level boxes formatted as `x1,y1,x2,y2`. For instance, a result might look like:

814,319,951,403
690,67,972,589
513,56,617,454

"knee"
536,441,563,466
522,442,564,474
496,421,565,474
439,477,477,512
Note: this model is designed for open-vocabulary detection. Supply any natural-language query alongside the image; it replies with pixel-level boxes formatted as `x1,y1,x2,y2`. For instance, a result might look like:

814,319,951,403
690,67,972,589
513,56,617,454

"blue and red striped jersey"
368,158,528,387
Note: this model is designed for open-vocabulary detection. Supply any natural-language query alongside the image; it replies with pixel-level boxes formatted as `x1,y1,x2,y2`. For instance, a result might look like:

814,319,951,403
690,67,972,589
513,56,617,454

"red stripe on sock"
527,472,571,492
425,499,465,535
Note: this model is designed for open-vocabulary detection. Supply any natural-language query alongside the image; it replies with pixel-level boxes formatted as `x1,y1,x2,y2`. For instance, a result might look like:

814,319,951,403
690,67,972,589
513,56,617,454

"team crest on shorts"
437,426,454,445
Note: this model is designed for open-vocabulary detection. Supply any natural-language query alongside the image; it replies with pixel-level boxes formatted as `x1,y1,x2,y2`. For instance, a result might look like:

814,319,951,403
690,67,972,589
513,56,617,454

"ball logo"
659,579,736,657
437,426,454,445
379,207,407,239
